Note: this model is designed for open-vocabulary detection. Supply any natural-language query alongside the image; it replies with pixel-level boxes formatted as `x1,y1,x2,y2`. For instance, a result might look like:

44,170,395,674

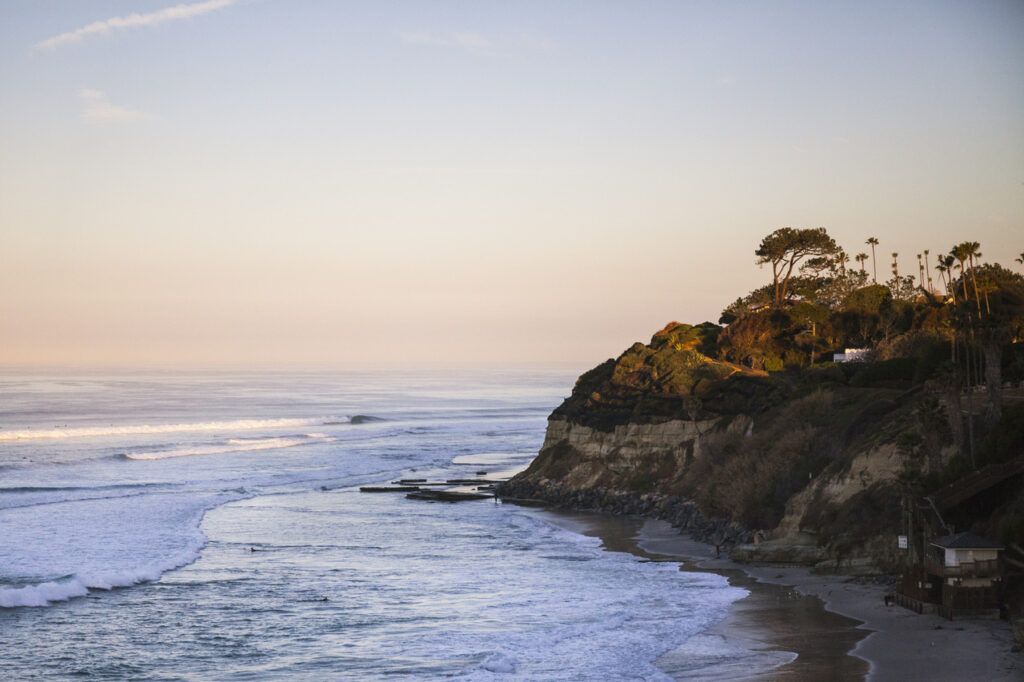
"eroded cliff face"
522,417,715,491
501,322,939,573
510,406,914,571
502,415,755,548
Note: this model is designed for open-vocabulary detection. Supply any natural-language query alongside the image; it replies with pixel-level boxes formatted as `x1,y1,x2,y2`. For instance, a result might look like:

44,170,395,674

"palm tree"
936,261,949,296
965,241,982,313
866,237,879,283
967,247,991,313
939,254,957,303
924,249,933,292
836,250,849,276
855,253,868,274
1017,252,1024,264
892,252,899,278
975,267,993,314
968,264,1023,424
917,253,924,288
951,244,971,304
954,241,982,312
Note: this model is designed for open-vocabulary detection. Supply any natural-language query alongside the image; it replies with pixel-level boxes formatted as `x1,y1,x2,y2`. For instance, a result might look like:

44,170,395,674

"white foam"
451,452,531,466
0,417,331,442
0,488,238,609
477,652,517,674
0,577,90,608
477,510,751,679
655,633,797,680
0,534,205,608
126,435,336,460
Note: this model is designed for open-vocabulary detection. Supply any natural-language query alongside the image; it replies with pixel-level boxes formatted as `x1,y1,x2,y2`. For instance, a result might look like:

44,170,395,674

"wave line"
0,417,331,442
126,435,336,460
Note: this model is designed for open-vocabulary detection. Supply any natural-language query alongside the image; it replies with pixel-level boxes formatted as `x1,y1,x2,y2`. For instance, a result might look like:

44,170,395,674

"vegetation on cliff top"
557,228,1023,427
551,321,785,429
537,228,1024,556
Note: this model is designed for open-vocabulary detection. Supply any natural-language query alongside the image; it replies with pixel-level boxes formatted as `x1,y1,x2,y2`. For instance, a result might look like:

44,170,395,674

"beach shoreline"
531,508,1022,681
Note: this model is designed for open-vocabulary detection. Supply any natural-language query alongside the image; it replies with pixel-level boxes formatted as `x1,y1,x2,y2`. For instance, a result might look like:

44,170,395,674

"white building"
832,348,870,363
928,531,1003,589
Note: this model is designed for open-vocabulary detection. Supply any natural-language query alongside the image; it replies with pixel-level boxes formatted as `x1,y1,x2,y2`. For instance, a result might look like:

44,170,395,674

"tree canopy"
723,230,1023,380
755,227,839,306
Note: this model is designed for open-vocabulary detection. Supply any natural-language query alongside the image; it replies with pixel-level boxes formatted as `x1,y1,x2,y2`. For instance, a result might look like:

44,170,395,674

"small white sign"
898,535,908,549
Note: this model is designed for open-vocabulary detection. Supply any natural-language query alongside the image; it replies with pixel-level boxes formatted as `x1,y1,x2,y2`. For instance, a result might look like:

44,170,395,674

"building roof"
930,531,1003,550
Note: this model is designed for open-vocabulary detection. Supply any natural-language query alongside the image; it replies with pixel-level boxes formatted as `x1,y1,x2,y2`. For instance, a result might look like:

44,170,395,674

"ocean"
0,368,747,680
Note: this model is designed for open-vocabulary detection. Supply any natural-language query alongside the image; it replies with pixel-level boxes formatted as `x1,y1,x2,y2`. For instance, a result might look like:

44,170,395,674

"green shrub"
804,363,847,385
848,357,918,387
976,402,1024,468
842,284,891,313
912,340,953,383
783,349,806,370
1005,343,1024,384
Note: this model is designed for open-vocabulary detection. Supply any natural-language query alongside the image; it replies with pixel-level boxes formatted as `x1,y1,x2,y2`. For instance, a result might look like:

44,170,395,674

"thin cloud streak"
79,89,150,124
35,0,236,50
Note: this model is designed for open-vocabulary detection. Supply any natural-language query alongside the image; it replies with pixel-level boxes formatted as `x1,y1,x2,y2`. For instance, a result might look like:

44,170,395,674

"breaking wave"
0,528,207,609
0,417,379,441
125,435,336,460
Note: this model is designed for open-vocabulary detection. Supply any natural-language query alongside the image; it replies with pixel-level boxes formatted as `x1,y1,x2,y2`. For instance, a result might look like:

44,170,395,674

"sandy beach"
534,509,1022,681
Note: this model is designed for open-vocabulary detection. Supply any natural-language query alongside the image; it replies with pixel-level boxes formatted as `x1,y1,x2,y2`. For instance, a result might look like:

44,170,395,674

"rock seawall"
497,478,752,549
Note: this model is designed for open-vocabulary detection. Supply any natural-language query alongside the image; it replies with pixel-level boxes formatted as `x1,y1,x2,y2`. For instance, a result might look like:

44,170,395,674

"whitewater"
0,367,746,680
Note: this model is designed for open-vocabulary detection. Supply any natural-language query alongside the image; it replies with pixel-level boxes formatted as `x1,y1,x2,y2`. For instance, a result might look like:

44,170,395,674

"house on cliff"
832,348,870,363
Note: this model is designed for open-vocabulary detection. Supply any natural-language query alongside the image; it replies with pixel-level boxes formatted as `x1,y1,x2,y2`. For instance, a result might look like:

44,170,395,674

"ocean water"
0,368,746,680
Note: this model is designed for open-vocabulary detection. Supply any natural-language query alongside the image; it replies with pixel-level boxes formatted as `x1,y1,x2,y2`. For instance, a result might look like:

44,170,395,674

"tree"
936,261,949,298
755,227,839,306
924,249,933,292
836,250,850,276
939,254,957,303
855,252,868,273
976,268,995,315
718,284,775,324
933,361,964,456
957,264,1024,423
887,274,917,301
891,252,899,278
963,241,983,312
866,237,879,283
950,244,971,305
793,301,829,363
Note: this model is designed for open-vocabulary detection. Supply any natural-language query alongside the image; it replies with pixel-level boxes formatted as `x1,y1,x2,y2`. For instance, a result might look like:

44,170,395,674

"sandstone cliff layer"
502,322,974,573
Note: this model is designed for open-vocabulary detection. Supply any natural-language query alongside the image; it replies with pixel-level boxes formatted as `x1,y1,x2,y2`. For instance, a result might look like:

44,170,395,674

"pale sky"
2,1,1023,367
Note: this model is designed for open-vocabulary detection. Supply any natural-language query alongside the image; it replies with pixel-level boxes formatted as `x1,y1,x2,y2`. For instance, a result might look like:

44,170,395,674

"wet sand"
532,509,1022,681
535,510,867,680
643,525,1021,682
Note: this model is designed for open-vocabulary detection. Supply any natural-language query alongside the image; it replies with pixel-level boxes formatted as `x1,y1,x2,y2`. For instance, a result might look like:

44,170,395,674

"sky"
1,0,1023,367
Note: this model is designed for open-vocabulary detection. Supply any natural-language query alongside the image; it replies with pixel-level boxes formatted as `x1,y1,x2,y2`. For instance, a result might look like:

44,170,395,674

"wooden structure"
926,532,1003,618
901,524,1004,619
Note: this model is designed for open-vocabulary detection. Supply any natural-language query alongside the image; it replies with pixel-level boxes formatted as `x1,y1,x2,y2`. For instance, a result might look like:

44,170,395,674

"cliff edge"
502,321,1023,576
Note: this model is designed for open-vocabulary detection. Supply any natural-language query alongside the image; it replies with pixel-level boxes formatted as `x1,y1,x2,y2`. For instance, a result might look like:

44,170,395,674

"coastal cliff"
502,321,1023,575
